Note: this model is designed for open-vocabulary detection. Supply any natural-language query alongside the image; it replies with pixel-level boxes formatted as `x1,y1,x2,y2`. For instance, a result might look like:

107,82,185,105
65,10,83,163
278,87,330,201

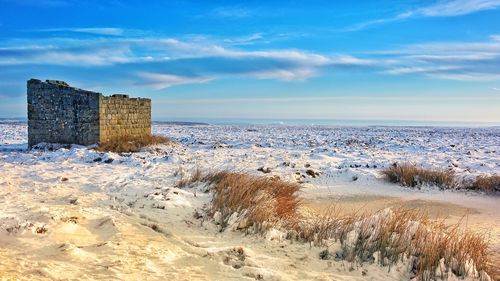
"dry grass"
381,163,457,189
97,134,171,153
176,170,300,230
466,175,500,193
294,208,491,280
175,167,207,188
177,169,493,280
210,172,300,230
382,163,500,195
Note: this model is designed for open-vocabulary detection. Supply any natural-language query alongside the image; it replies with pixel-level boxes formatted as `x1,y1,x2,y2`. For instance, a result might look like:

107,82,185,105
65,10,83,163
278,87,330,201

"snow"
0,122,499,280
151,124,499,178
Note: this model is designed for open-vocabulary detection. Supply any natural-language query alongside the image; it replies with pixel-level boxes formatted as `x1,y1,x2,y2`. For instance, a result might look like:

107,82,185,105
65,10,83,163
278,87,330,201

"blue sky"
1,0,499,123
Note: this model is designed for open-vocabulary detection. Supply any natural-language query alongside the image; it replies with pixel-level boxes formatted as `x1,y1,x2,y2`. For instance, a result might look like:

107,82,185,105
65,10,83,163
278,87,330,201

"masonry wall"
98,95,151,143
27,79,152,147
27,79,101,147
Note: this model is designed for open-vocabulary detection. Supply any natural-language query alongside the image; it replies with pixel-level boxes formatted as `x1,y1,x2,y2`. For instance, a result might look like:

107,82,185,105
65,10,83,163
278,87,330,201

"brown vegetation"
382,163,500,194
381,163,456,189
177,169,493,280
97,134,171,153
174,167,206,188
466,175,500,193
210,172,300,230
177,170,300,230
296,208,491,280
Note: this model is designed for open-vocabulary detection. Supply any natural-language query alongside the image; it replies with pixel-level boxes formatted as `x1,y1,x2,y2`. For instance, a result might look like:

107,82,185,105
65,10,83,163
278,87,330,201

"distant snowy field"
2,122,499,179
154,124,500,178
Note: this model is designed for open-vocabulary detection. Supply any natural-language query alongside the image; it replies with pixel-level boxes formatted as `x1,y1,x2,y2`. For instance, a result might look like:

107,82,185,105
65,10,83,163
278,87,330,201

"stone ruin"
27,79,151,147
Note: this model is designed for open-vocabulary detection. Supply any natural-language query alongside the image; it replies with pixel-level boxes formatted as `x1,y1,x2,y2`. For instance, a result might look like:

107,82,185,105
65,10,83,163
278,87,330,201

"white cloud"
384,66,461,75
343,13,409,32
246,68,317,81
223,33,264,45
379,35,500,81
492,87,500,91
136,72,212,89
416,0,500,16
210,6,252,18
1,31,499,87
38,27,125,36
346,0,500,31
407,53,499,62
160,95,500,105
0,44,136,65
331,55,374,66
429,73,500,80
1,36,344,83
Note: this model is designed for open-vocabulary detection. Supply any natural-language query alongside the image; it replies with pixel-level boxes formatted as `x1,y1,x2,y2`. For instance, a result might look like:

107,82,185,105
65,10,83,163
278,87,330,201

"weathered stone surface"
27,79,151,147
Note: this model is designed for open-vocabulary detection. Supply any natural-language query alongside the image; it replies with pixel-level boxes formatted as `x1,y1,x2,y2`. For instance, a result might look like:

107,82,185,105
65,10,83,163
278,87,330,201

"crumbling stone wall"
99,95,151,143
27,79,100,147
27,79,151,147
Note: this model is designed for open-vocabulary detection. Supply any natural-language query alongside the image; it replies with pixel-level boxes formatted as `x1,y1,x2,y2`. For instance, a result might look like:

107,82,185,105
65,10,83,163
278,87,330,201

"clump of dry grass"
176,169,300,230
177,169,492,280
466,175,500,193
381,163,456,189
210,172,300,230
174,168,230,188
294,208,491,280
382,163,499,194
175,167,206,188
98,134,171,153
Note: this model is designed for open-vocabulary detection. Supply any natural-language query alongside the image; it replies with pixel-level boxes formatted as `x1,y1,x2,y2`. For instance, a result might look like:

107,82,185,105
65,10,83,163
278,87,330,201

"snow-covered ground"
153,124,500,179
0,122,499,280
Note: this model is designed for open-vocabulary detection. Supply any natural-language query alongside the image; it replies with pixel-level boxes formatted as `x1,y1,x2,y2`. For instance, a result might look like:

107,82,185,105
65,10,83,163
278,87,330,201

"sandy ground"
0,157,415,281
304,195,480,218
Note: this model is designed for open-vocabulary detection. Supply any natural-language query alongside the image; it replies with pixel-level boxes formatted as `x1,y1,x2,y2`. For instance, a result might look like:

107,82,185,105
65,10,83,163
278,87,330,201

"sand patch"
303,194,479,219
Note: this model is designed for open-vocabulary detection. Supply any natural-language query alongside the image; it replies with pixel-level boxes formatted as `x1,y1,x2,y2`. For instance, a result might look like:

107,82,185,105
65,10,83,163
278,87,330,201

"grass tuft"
381,163,456,189
466,175,500,193
97,134,171,153
176,170,300,230
382,163,500,195
294,207,492,280
210,172,301,230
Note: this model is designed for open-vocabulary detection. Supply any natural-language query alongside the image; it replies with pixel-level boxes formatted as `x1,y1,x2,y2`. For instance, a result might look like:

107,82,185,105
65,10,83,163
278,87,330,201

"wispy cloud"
223,33,264,45
492,87,500,91
344,13,409,32
1,31,499,89
414,0,500,16
0,35,369,85
384,66,462,75
0,43,137,65
346,0,500,31
36,27,125,36
209,6,252,18
419,73,500,81
161,95,500,105
378,35,500,80
136,72,212,89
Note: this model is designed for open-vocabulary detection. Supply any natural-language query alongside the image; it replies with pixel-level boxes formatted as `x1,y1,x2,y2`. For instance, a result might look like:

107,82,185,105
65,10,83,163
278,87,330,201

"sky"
0,0,499,124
